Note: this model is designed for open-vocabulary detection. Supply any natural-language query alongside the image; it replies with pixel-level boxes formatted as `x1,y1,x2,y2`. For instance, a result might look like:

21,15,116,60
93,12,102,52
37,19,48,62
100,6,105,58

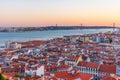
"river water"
0,29,113,46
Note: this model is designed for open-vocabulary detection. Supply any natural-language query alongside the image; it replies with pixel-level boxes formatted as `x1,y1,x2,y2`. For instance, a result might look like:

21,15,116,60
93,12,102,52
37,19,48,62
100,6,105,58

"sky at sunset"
0,0,120,27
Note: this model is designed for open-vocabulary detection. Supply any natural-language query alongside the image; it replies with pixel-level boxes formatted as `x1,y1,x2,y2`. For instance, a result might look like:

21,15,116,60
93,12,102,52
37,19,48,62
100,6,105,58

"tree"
109,38,112,43
0,73,8,80
14,74,20,77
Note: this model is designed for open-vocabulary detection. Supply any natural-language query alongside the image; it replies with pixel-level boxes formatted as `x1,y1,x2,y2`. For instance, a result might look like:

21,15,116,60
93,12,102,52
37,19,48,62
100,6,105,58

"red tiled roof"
0,51,6,55
87,62,99,68
58,65,70,69
47,76,57,80
28,40,45,46
3,73,16,79
16,40,45,47
77,61,87,67
6,55,12,59
53,71,93,80
77,61,99,68
99,64,116,73
4,48,16,52
103,75,116,80
67,56,79,60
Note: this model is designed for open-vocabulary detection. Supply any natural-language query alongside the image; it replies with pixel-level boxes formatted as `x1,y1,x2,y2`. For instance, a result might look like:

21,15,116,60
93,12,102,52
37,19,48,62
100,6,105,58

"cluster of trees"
0,73,8,80
0,73,21,80
108,38,112,43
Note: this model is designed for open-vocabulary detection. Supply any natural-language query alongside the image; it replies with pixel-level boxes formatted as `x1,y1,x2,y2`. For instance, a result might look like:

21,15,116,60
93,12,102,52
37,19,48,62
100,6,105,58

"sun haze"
0,0,120,27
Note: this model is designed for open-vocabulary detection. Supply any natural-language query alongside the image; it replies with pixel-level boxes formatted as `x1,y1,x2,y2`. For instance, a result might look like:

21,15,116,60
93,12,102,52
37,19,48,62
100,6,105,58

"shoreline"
0,28,114,49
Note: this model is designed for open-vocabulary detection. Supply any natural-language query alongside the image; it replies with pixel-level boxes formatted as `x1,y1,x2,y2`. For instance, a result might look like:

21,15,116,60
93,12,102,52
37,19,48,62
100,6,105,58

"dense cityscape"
0,30,120,80
1,0,120,80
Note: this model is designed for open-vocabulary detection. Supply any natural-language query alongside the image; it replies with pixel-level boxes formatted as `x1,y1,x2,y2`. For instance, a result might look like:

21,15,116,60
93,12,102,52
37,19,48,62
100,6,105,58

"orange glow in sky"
0,0,120,27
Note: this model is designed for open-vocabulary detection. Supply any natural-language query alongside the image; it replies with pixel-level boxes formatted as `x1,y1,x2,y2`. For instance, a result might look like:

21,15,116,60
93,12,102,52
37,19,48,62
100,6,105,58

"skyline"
0,0,120,27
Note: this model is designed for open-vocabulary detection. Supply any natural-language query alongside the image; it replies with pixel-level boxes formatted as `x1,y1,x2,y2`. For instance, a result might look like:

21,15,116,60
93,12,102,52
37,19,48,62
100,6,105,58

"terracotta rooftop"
99,64,116,73
87,62,99,68
102,74,119,80
53,70,93,80
77,61,99,69
67,56,79,60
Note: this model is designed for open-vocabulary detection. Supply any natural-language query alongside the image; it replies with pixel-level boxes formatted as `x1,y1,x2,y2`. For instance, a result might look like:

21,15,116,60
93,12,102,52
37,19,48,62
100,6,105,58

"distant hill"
0,26,115,32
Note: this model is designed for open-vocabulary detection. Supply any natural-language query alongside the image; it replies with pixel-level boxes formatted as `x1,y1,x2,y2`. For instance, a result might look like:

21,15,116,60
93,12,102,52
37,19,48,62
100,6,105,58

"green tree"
0,73,7,80
14,74,20,77
109,38,112,43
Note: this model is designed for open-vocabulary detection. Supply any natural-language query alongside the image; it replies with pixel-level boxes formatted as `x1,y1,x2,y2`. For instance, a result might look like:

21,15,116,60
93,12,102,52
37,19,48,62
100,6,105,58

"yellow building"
79,35,91,42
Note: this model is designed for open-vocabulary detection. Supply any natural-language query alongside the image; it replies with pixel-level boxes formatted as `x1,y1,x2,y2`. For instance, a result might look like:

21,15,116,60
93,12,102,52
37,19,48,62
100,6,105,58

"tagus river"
0,29,113,46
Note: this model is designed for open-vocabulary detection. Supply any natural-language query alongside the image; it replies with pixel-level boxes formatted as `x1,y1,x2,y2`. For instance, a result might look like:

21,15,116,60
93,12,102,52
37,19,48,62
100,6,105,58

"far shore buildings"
5,40,45,49
0,31,120,80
